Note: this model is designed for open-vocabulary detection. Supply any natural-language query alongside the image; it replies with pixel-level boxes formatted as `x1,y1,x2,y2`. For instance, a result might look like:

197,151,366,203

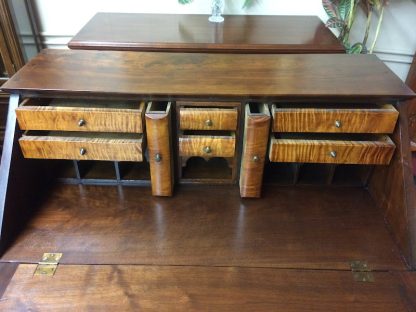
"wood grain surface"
179,133,236,157
16,99,145,133
368,102,416,268
68,13,344,54
1,264,416,312
145,102,174,196
2,50,414,101
19,132,143,161
269,135,395,165
0,184,404,270
179,107,238,130
272,104,398,133
239,103,270,198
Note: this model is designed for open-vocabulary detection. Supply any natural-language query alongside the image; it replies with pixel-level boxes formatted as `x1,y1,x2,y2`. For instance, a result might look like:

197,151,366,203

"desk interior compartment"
19,131,144,162
16,98,145,133
269,133,395,165
179,104,238,131
272,103,398,133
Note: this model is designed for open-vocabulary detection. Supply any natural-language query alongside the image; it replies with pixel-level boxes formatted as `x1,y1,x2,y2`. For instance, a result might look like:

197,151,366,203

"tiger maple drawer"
179,131,236,157
19,131,144,162
271,104,398,133
178,103,238,131
16,98,145,133
269,134,395,165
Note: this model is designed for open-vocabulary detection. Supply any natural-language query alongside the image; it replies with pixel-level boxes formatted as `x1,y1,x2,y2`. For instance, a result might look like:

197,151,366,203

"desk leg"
0,94,50,254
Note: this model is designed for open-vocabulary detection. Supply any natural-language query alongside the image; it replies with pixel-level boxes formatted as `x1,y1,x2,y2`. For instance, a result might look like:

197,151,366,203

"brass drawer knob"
252,155,260,162
330,151,337,158
155,153,162,162
79,148,87,156
78,119,86,127
203,146,212,154
205,119,213,127
335,120,342,128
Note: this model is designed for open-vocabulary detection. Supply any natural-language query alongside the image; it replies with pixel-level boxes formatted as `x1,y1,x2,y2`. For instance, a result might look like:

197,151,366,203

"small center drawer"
269,133,395,165
272,104,398,133
16,98,145,133
19,131,143,162
179,131,236,157
179,107,238,130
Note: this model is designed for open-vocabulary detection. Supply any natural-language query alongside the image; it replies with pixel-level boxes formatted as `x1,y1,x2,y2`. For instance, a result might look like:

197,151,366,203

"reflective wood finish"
179,107,238,131
269,135,395,165
179,133,236,157
2,50,414,100
2,264,416,312
68,13,344,54
16,99,145,133
272,104,398,133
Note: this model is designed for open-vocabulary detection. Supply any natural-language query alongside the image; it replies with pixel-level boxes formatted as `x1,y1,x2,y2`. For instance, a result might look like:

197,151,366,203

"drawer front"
240,104,271,198
19,134,143,161
269,136,395,165
179,135,235,157
16,101,145,133
179,108,238,130
272,104,398,133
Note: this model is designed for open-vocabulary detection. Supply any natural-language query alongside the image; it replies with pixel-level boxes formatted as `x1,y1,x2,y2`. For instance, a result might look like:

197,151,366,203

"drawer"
269,134,395,165
19,131,143,162
272,104,398,133
179,107,238,130
179,131,236,157
16,98,145,133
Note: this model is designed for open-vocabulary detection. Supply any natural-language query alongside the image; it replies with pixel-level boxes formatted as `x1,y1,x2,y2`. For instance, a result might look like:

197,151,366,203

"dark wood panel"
2,50,414,100
1,264,416,311
0,184,405,270
68,13,345,54
0,262,18,299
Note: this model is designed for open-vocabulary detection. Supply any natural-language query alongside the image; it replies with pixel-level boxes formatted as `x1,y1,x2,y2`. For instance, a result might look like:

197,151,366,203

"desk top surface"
68,13,345,54
2,49,414,100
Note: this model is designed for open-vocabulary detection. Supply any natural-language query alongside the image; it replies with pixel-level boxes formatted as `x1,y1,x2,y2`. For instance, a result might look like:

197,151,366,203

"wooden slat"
2,50,414,100
1,264,415,311
16,100,145,133
179,133,235,157
272,104,398,133
179,107,238,130
239,103,270,198
269,135,395,165
0,184,405,270
145,102,174,196
19,133,143,161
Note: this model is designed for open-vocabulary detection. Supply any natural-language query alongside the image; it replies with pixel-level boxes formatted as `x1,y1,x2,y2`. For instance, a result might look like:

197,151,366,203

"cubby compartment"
181,156,233,180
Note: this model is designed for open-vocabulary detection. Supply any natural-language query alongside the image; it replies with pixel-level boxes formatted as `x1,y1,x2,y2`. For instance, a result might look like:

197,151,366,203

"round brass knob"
335,120,342,128
330,151,337,158
203,146,212,154
80,148,87,156
78,119,86,127
253,155,260,162
154,153,162,162
205,119,213,127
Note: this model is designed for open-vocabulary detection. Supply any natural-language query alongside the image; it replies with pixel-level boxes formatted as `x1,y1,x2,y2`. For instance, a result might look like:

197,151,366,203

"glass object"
209,0,225,23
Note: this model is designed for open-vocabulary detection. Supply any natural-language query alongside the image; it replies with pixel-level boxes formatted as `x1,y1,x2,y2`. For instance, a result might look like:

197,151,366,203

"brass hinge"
34,253,63,277
350,260,374,282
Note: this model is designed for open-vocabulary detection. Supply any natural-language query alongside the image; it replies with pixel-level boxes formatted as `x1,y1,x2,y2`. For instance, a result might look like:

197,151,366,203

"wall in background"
32,0,416,81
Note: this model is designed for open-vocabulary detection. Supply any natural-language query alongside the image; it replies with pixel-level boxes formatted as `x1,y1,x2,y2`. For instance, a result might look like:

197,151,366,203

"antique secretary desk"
0,14,416,310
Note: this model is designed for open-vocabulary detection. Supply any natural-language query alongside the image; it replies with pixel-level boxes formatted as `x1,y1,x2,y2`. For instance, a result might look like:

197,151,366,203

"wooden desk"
1,50,415,271
68,13,344,53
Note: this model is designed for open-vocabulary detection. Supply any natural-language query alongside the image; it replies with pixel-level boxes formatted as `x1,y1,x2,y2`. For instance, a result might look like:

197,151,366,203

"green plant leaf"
178,0,193,4
338,0,351,20
242,0,257,8
325,17,346,29
348,42,364,54
322,0,340,19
